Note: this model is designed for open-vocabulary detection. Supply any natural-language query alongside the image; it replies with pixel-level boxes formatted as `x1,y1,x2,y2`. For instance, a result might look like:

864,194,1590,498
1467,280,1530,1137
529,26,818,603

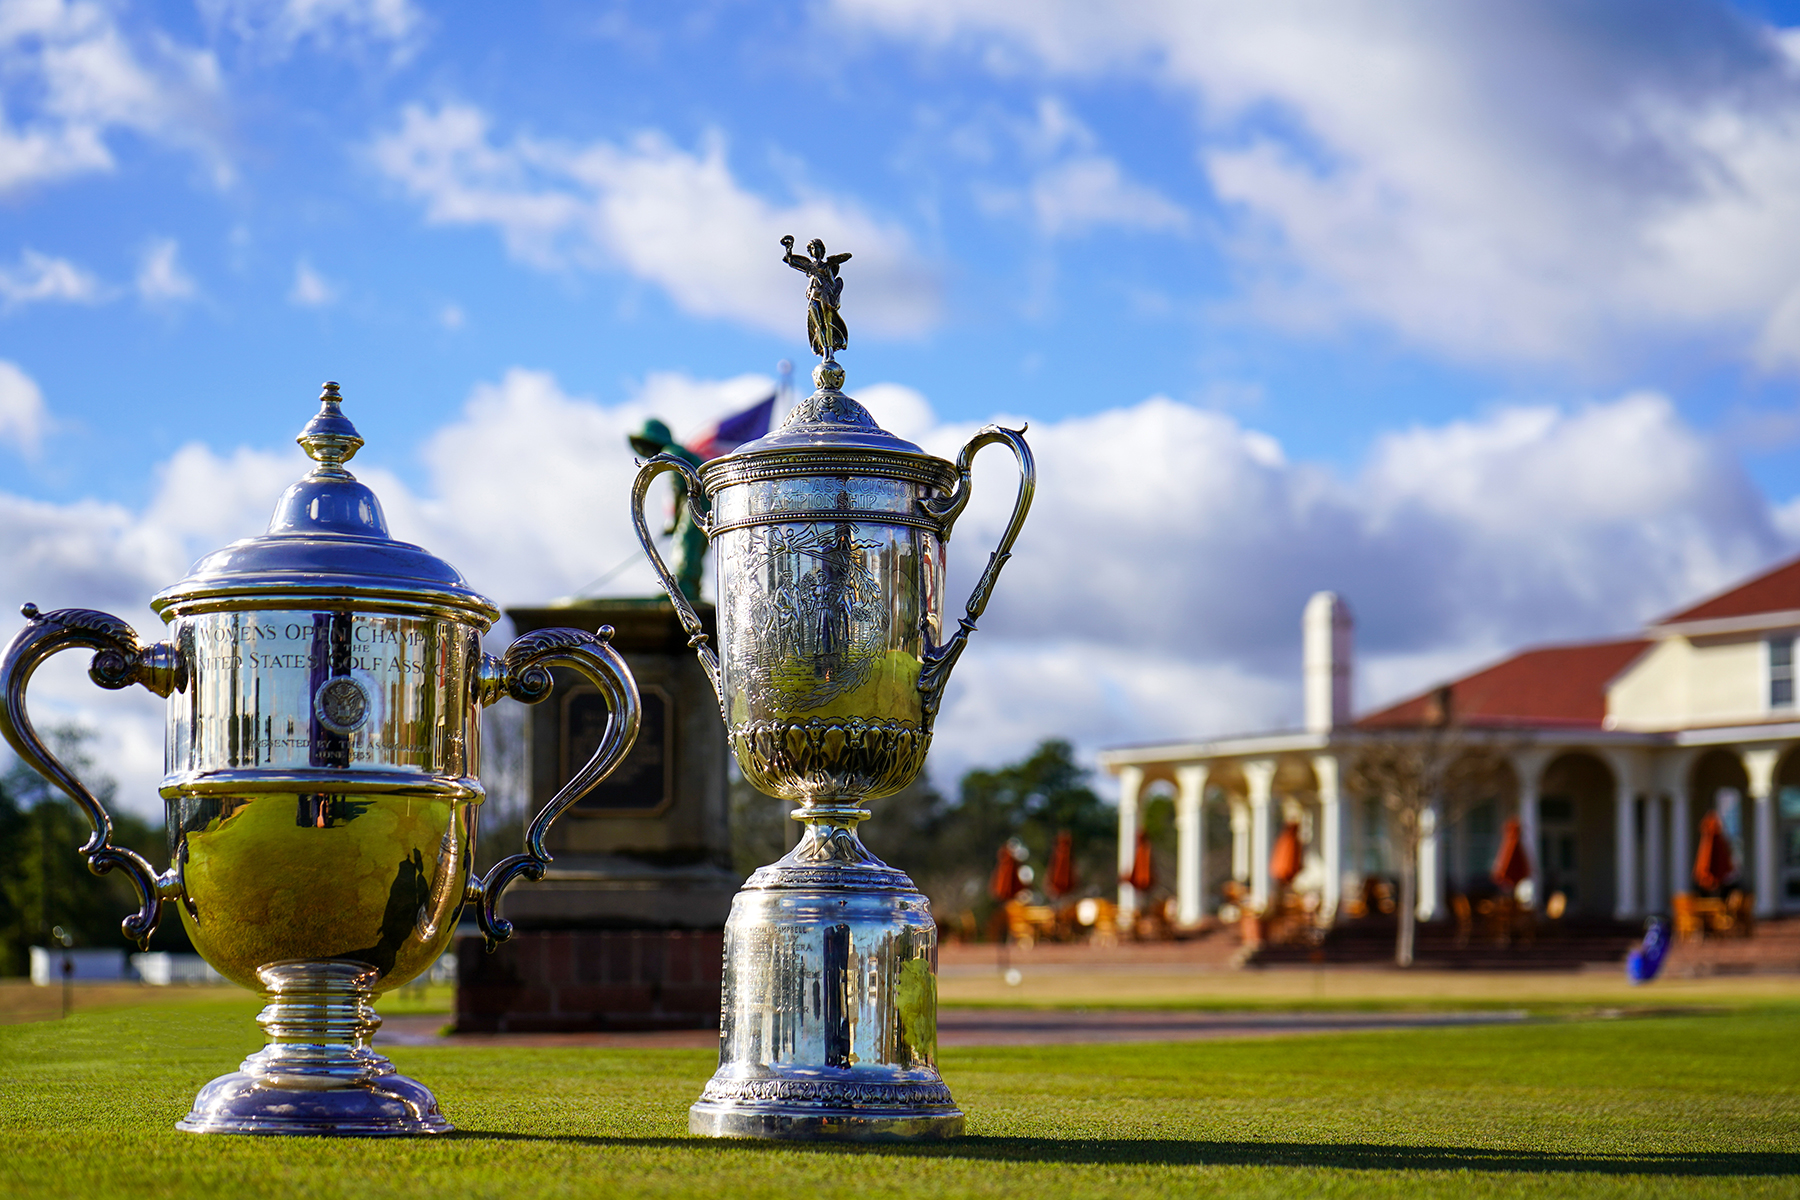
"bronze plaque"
563,683,672,812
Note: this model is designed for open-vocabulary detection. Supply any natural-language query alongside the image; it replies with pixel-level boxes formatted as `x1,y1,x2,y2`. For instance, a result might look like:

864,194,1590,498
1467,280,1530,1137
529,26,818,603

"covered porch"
1100,729,1800,933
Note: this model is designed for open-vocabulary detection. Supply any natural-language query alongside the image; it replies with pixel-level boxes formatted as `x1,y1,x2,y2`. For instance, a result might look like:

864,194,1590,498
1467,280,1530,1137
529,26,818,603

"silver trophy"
631,237,1034,1140
0,384,641,1136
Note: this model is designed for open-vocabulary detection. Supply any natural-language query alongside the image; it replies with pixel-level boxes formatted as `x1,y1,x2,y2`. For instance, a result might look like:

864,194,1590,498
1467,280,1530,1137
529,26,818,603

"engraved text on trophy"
171,610,476,776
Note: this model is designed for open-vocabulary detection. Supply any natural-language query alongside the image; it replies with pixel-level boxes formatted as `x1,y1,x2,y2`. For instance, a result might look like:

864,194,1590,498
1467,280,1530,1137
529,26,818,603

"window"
1773,637,1796,709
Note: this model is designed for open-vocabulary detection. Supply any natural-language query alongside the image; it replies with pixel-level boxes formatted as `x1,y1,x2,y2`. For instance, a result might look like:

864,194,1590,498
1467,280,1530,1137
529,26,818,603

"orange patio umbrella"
989,844,1023,902
1047,830,1078,897
1269,821,1303,887
1491,817,1531,889
1122,830,1154,892
1694,811,1735,892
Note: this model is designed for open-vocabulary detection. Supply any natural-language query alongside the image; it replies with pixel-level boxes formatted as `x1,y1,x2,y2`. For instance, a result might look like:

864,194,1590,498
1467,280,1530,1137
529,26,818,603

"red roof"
1357,639,1650,730
1656,554,1800,626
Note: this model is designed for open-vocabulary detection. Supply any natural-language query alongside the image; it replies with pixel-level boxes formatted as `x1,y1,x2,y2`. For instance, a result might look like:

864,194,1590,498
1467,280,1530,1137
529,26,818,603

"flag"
688,393,776,461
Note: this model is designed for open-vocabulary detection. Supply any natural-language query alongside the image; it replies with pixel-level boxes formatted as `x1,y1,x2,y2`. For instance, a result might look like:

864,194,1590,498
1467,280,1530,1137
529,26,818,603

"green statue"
629,418,709,603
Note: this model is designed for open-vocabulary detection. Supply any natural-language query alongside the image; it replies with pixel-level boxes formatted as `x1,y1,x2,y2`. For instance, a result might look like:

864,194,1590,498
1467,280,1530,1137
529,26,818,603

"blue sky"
8,0,1800,809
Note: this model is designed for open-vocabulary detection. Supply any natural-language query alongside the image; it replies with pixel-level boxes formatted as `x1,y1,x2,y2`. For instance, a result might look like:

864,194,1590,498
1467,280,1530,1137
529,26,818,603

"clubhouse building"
1097,558,1800,929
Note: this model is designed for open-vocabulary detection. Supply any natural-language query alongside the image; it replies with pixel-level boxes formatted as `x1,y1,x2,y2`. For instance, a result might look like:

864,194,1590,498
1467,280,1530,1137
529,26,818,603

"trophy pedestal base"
177,1069,451,1137
690,823,962,1143
177,959,453,1137
689,1100,963,1141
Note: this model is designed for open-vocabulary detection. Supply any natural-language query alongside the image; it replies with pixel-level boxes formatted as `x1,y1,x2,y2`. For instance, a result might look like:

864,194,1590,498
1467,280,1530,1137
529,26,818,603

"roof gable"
1357,638,1650,730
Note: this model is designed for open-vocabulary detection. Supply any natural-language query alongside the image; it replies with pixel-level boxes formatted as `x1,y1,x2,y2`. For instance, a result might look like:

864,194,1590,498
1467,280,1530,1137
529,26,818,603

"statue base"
688,819,963,1142
177,960,451,1137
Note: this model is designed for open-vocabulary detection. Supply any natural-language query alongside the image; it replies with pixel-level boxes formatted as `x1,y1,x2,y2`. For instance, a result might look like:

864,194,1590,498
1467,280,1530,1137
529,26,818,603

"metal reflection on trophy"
0,383,641,1136
632,236,1035,1140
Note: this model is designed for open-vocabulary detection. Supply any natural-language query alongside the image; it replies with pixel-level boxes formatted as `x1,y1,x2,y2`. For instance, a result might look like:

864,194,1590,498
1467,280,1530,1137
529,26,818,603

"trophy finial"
779,234,852,383
297,380,365,476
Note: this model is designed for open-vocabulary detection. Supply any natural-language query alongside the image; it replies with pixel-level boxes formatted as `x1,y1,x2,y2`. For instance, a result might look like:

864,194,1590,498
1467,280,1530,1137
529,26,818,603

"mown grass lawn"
2,998,1797,1199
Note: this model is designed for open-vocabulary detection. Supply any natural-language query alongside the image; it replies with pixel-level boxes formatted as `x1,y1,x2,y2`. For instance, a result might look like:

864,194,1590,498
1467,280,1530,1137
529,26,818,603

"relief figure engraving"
739,522,884,714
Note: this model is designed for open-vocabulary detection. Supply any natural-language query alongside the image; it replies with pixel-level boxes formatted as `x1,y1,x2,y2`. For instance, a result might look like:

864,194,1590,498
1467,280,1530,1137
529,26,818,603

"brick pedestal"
454,930,724,1033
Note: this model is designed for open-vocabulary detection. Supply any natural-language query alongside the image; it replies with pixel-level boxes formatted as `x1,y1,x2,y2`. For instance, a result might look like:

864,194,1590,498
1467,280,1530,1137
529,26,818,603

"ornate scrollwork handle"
468,626,641,950
0,604,187,948
630,452,723,712
916,425,1035,720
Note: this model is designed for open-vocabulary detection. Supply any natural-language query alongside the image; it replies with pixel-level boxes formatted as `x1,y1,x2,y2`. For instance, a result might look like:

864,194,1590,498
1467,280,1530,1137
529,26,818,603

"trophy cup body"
0,384,641,1136
631,237,1034,1141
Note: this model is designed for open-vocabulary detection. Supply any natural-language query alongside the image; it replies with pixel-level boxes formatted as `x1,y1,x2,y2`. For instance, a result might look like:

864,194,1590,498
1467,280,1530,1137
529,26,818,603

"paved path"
375,1007,1528,1049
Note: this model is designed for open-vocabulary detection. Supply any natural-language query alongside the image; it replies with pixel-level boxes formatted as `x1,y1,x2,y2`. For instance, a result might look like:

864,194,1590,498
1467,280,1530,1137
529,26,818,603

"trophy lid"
699,236,955,490
150,383,501,626
725,360,931,458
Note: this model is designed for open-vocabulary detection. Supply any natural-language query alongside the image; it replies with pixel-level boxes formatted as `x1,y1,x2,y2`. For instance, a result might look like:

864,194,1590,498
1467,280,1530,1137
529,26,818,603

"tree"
0,727,165,975
893,739,1114,930
1344,707,1512,967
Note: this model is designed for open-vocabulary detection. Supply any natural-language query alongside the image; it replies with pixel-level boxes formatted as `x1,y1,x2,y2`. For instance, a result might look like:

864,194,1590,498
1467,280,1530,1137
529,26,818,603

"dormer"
1607,554,1800,731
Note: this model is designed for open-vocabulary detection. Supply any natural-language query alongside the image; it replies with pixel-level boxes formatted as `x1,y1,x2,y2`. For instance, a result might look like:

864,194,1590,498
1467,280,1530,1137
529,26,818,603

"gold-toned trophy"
631,237,1035,1139
0,384,641,1136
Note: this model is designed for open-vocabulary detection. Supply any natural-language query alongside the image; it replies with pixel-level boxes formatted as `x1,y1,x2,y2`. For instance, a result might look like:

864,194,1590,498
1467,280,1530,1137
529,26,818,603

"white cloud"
0,249,104,309
0,360,49,453
965,97,1188,239
135,237,197,303
289,258,336,307
1029,154,1188,238
1,369,1787,814
835,0,1800,370
0,0,226,195
889,387,1782,777
198,0,423,56
379,367,784,602
368,102,941,339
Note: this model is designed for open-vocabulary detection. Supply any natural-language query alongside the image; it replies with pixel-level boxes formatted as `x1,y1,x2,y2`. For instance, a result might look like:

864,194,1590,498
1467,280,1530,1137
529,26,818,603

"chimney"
1303,591,1353,734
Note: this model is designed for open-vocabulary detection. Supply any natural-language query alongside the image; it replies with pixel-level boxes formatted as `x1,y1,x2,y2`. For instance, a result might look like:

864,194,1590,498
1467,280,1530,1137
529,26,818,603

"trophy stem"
176,960,452,1136
691,792,964,1141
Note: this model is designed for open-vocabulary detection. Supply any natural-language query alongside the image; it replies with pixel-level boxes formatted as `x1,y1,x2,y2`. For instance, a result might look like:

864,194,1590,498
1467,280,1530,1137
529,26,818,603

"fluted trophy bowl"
630,235,1034,1142
0,384,641,1136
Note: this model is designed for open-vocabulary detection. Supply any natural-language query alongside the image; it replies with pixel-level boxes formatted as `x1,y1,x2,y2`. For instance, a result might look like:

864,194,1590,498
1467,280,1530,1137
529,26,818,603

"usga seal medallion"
314,675,370,734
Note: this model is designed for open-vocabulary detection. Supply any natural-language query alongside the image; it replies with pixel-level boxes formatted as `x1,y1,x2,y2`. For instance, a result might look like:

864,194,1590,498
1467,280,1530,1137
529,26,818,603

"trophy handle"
0,604,185,948
469,626,642,950
917,425,1036,720
629,452,722,710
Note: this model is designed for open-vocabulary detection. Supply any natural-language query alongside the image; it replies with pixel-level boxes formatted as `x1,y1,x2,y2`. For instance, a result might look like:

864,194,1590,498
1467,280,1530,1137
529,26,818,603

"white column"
1643,793,1666,914
1512,749,1548,909
1416,797,1443,921
1745,747,1781,919
1615,790,1640,921
1670,780,1693,898
1314,752,1343,924
1603,750,1641,921
1116,765,1144,921
1230,800,1251,882
1245,759,1277,912
1175,764,1208,927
